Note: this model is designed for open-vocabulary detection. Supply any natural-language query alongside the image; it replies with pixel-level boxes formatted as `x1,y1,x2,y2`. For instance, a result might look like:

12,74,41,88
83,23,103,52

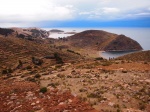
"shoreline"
99,51,107,59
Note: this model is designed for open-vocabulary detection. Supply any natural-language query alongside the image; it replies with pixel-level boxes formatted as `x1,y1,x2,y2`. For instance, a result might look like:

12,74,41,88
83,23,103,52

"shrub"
139,102,146,110
95,57,104,60
87,93,100,98
40,87,47,93
57,74,65,78
34,74,41,78
122,70,127,73
32,57,43,66
117,109,121,112
67,49,80,55
26,65,32,70
2,69,7,74
16,60,23,69
79,88,87,92
48,82,59,88
2,68,13,74
54,53,64,64
26,77,36,82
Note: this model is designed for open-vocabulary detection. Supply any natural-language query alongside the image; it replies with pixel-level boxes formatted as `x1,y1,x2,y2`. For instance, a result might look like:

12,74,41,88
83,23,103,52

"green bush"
34,74,41,78
67,49,80,55
40,87,47,93
26,65,32,70
87,93,100,98
2,68,13,74
26,77,36,82
2,69,7,74
95,57,104,60
32,57,43,66
54,53,64,64
48,82,59,88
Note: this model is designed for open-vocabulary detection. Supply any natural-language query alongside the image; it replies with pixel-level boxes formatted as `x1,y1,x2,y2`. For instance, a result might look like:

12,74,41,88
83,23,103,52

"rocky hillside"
0,27,49,39
65,30,143,51
0,35,81,71
0,27,149,112
117,50,150,61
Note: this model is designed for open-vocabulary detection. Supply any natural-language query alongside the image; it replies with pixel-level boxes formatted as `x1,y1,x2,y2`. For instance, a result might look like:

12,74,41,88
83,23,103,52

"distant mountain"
66,30,143,51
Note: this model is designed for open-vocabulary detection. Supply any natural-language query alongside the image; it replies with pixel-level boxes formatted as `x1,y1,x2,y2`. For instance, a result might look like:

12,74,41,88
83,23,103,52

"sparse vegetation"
67,49,80,55
95,57,104,60
48,82,59,88
101,61,112,66
40,87,47,93
1,68,13,74
0,28,149,112
32,57,43,66
54,53,64,64
34,74,41,78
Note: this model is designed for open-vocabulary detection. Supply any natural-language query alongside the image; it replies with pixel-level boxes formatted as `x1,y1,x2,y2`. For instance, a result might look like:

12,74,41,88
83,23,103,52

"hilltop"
66,30,142,51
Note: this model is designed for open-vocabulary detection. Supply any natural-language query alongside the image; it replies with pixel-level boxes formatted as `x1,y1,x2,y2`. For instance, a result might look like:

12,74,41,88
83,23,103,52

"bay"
44,27,150,59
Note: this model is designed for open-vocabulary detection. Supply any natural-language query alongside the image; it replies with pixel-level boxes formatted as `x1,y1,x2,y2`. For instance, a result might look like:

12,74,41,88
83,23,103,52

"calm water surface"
44,27,150,59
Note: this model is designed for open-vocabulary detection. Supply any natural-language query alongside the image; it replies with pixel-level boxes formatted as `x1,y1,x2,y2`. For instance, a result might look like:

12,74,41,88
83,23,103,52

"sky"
0,0,150,27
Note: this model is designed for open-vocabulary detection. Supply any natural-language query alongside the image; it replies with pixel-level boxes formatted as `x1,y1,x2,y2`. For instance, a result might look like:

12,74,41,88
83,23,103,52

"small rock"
123,99,128,103
36,108,44,112
59,102,65,105
10,96,18,100
108,102,114,107
33,97,37,100
68,99,72,103
145,79,150,83
7,101,13,105
36,100,40,104
33,105,41,110
63,110,69,112
31,102,36,106
16,102,20,105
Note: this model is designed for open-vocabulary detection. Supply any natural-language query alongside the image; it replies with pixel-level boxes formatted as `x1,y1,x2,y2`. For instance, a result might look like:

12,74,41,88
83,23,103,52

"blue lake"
100,51,140,59
44,27,150,59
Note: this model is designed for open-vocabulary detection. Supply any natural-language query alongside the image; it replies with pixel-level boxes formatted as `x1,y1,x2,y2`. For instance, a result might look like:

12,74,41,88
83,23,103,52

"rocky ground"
0,79,97,112
1,59,150,112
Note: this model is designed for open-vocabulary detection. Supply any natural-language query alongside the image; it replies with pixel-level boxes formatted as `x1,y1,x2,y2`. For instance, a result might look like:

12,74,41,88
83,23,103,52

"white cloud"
102,7,120,14
79,12,92,15
0,22,35,28
0,0,150,27
135,12,150,16
0,0,75,22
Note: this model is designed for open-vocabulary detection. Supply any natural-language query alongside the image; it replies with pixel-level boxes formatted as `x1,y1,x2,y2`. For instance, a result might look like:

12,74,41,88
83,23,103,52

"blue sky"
0,0,150,27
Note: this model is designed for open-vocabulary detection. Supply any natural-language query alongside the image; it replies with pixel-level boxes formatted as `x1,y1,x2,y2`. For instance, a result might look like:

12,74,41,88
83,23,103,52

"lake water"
44,27,150,59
